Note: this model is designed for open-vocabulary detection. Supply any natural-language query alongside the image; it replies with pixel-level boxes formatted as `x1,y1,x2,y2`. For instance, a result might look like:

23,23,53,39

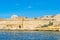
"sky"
0,0,60,18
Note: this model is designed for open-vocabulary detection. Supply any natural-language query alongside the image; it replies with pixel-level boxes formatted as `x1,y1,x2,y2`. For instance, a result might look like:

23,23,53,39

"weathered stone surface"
0,14,60,30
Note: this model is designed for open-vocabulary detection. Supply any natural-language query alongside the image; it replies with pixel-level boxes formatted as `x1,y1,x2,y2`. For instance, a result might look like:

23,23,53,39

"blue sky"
0,0,60,18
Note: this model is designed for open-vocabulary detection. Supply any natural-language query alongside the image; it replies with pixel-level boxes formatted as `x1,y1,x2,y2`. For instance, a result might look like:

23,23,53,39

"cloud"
16,3,20,6
28,5,32,8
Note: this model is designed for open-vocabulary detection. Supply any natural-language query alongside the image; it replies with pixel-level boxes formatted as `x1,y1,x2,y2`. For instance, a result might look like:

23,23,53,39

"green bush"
48,21,53,26
41,25,48,27
40,21,53,27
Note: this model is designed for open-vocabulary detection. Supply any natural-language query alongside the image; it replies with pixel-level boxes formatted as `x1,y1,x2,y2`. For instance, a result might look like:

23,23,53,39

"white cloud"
16,3,20,6
28,5,32,8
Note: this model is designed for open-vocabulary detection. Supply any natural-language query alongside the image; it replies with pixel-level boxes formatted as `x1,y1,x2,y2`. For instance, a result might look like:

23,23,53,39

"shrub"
41,24,48,27
48,21,53,26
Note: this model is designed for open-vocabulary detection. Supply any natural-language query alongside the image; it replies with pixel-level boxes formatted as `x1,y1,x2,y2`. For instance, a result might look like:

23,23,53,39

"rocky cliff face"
0,14,60,29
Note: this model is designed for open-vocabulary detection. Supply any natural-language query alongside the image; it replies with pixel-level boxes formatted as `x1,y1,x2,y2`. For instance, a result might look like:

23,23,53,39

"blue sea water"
0,31,60,40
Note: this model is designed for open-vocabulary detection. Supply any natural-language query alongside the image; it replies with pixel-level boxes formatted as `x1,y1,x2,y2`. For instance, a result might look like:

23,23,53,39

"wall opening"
19,25,21,28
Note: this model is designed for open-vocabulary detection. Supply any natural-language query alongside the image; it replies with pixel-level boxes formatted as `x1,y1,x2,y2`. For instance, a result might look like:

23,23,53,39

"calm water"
0,31,60,40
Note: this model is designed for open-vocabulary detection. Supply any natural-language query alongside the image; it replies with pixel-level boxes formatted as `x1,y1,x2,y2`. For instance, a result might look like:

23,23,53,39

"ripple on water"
0,31,60,40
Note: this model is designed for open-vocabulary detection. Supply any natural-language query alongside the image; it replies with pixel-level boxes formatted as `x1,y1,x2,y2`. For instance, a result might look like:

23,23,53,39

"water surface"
0,31,60,40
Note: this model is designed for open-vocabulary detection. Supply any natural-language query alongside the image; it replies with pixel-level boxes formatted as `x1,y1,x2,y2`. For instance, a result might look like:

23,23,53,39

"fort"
0,14,60,31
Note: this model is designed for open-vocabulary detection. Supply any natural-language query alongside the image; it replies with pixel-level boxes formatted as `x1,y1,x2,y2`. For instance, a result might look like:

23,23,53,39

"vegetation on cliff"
41,21,53,27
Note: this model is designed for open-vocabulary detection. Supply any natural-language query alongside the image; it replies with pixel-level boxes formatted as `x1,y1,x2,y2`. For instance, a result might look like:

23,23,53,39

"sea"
0,31,60,40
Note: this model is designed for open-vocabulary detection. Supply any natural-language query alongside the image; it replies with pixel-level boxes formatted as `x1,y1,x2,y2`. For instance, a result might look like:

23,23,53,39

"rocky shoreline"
0,28,59,31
